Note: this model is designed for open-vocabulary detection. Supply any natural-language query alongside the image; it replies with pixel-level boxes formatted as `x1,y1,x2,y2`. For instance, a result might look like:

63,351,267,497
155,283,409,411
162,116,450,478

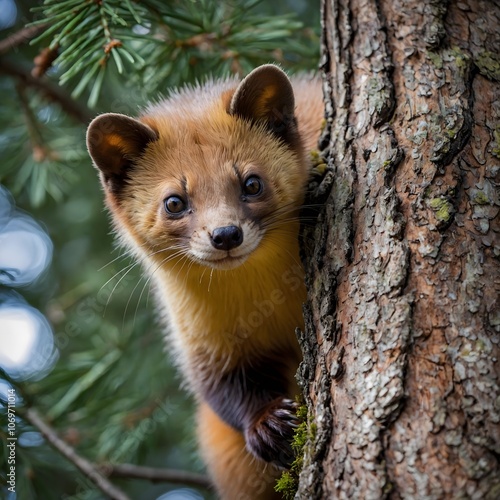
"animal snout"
210,225,243,251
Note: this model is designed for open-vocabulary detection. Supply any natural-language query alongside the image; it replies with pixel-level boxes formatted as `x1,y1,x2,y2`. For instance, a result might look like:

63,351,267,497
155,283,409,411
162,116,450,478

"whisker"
102,243,187,318
100,245,174,312
99,260,138,294
130,248,189,328
208,268,214,293
103,260,143,317
199,266,208,284
98,237,162,272
145,250,190,309
98,250,134,272
174,251,193,283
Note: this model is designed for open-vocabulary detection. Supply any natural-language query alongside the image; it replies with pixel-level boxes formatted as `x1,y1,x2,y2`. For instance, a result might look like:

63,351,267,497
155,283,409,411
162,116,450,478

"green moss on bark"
275,404,316,499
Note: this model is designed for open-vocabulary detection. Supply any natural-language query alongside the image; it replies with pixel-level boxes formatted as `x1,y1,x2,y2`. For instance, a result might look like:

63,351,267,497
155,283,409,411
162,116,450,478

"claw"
244,397,302,468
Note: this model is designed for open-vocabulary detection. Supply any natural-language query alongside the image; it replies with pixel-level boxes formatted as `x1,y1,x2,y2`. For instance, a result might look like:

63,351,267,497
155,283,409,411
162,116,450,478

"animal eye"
164,196,187,215
243,176,263,196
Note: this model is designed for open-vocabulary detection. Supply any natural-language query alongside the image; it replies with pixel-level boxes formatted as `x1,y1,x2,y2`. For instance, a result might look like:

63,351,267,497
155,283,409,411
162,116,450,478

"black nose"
210,225,243,251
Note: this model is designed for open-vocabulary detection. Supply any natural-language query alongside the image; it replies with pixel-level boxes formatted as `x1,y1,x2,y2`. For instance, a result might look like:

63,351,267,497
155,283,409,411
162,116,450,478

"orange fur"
87,65,323,499
197,402,282,500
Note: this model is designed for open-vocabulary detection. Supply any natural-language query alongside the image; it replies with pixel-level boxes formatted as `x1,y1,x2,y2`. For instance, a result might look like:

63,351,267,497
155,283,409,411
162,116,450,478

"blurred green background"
0,1,319,498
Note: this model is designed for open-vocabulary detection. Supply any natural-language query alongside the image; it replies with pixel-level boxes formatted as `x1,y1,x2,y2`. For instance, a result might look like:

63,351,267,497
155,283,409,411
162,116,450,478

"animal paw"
244,397,300,469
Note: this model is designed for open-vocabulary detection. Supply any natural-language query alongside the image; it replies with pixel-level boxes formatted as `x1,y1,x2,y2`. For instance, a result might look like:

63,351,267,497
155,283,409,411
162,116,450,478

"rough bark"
297,0,500,498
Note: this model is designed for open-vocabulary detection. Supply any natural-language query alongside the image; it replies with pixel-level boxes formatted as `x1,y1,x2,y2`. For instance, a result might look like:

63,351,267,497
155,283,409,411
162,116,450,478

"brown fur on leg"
197,402,282,500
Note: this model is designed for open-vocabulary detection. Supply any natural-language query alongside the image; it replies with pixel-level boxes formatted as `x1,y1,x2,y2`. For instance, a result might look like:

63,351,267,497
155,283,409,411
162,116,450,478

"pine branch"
0,24,48,55
20,407,130,500
15,405,213,496
16,83,49,162
0,58,92,124
29,0,318,104
100,463,213,490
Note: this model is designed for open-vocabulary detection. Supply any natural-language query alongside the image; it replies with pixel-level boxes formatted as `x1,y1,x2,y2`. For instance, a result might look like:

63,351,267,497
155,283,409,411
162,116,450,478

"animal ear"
229,64,298,146
86,113,158,191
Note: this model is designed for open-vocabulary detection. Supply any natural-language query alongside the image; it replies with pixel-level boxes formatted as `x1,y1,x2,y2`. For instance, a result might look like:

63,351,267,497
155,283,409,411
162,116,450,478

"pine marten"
86,64,323,499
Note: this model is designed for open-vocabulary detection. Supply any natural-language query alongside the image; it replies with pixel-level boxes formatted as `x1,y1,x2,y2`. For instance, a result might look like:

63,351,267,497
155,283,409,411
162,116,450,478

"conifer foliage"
0,1,319,499
1,0,318,206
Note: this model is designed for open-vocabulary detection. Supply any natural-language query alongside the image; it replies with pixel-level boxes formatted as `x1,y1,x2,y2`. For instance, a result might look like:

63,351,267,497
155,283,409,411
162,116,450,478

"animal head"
87,65,308,273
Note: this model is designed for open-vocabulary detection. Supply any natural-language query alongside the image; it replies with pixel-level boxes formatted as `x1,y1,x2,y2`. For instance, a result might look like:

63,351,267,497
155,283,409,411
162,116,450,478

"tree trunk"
297,0,500,498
